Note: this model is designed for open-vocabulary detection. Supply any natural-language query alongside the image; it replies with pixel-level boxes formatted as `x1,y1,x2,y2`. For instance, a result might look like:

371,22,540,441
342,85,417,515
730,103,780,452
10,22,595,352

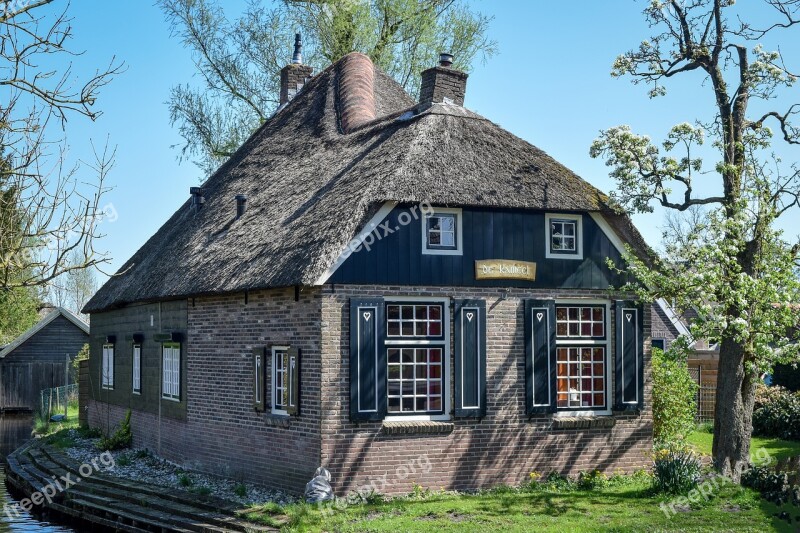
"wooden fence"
0,362,70,412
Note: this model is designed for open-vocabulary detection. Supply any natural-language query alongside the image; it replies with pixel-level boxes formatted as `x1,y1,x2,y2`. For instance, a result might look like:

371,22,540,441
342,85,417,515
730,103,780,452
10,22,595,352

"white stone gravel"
61,429,295,506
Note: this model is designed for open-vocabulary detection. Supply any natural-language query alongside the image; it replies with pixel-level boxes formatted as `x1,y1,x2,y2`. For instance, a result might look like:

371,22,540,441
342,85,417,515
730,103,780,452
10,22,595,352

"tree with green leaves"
590,0,800,482
159,0,496,174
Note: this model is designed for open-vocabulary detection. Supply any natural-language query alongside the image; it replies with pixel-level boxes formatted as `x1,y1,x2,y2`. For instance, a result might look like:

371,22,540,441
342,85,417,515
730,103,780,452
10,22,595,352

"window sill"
262,412,291,428
552,417,616,430
382,421,454,435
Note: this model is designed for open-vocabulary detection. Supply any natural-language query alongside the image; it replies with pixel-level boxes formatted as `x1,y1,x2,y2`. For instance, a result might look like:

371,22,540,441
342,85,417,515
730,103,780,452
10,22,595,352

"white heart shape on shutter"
363,311,372,321
536,312,544,322
466,312,474,322
626,313,632,322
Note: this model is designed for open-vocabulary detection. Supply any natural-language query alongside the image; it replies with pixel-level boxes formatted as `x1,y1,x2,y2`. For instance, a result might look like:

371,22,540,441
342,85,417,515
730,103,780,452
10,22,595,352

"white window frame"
553,299,611,416
132,344,142,394
545,213,583,260
161,343,181,401
384,296,451,422
271,346,292,415
421,207,463,256
101,343,114,390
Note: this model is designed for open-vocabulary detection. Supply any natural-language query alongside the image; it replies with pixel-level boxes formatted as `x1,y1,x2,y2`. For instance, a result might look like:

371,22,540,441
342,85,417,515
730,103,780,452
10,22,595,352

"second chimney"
280,34,314,105
418,53,468,106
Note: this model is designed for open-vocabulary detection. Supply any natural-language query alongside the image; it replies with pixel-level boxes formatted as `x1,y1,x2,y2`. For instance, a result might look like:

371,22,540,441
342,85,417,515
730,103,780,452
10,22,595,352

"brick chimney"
419,53,468,106
280,33,313,105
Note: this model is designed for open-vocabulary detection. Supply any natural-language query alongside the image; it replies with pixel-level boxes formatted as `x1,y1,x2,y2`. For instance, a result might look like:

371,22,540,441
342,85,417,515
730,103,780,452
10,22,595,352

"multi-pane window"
387,348,443,413
272,347,298,415
550,219,577,253
386,302,446,415
101,344,114,390
556,347,606,408
426,213,457,250
162,343,180,400
132,344,141,394
387,304,443,338
556,306,605,338
555,305,607,410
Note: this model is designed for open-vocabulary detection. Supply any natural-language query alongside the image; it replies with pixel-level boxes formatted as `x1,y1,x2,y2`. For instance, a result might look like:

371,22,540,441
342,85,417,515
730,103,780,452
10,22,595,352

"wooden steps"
5,439,276,532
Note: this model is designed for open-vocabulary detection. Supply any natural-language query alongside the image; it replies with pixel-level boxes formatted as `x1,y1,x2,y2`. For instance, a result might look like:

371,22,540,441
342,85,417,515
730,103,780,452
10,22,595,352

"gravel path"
61,429,295,506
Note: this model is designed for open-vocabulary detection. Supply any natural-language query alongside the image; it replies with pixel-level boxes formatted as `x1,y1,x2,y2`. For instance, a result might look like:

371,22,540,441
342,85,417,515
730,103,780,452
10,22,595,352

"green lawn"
687,429,800,463
244,481,798,532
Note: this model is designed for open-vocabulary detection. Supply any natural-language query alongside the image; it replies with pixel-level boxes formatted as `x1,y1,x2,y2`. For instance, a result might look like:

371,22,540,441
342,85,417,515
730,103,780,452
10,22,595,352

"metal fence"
688,365,716,423
40,383,78,418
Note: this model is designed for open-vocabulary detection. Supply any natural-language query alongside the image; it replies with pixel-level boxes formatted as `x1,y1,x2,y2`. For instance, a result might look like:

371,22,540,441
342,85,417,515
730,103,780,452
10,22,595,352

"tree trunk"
712,338,758,482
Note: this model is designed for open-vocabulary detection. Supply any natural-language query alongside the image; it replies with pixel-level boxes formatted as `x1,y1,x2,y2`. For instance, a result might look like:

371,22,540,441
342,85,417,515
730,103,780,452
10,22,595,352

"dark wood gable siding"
330,205,629,289
0,315,89,410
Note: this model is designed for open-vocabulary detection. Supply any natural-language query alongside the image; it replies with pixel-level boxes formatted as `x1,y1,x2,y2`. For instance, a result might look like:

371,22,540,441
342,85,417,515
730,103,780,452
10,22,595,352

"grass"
240,481,799,532
687,425,800,463
36,401,82,446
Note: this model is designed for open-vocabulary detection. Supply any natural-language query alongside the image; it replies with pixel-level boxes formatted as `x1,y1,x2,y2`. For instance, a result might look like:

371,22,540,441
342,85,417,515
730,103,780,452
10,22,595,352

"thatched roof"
85,53,652,313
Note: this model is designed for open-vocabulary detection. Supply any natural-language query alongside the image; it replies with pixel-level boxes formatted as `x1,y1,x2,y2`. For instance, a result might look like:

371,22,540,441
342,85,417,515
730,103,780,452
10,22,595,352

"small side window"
161,343,181,401
101,344,115,390
545,213,583,260
422,207,462,255
652,339,666,351
132,344,142,394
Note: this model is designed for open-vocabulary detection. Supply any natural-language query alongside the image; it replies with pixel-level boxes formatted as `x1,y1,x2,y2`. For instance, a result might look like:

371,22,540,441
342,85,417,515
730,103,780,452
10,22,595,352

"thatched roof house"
85,46,654,496
85,52,649,313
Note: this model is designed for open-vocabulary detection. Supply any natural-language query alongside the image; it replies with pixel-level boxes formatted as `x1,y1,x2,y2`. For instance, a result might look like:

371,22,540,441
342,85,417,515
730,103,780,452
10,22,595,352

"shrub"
652,345,698,446
96,410,132,451
77,426,103,439
742,465,799,506
178,474,192,487
652,445,701,495
234,484,248,498
752,384,800,440
577,470,608,490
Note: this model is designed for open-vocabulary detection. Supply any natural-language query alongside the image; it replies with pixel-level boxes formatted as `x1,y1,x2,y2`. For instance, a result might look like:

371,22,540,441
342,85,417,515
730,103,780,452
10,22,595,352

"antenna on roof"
292,33,303,65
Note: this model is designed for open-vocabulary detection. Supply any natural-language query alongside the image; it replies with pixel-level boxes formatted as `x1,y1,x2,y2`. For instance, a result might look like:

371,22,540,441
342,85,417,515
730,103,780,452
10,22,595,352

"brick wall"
650,302,680,349
88,287,323,493
320,285,653,495
419,66,468,106
89,284,653,497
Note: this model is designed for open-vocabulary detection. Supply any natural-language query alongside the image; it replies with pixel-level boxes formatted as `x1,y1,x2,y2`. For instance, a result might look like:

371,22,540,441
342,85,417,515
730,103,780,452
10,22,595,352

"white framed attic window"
545,213,583,260
422,207,462,255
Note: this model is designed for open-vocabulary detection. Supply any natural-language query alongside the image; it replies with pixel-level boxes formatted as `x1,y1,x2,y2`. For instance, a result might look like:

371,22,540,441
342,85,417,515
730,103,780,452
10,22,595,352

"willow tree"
590,0,800,482
159,0,496,174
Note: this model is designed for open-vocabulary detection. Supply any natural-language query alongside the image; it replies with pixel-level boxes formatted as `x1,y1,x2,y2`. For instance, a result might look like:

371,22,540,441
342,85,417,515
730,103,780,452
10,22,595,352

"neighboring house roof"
85,53,655,314
0,307,89,359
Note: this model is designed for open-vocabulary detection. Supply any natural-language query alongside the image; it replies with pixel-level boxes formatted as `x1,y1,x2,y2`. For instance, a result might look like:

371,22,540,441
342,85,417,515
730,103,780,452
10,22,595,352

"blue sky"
56,1,800,279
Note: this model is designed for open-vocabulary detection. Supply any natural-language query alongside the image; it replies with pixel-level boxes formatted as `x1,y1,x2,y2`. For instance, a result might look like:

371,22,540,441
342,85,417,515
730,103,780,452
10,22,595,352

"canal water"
0,415,76,532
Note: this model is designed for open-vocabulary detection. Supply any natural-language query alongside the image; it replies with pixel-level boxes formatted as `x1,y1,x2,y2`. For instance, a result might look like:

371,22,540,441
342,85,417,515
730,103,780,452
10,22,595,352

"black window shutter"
349,298,386,421
253,347,265,411
287,347,301,416
615,301,644,411
525,299,557,415
454,299,487,418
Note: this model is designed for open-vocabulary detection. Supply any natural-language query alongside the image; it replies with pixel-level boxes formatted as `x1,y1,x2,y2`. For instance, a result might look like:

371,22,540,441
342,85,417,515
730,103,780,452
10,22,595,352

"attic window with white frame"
422,207,462,255
545,213,583,260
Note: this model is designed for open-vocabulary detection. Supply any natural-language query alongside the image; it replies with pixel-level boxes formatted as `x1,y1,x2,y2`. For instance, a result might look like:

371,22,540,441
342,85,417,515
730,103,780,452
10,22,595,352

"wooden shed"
0,307,89,412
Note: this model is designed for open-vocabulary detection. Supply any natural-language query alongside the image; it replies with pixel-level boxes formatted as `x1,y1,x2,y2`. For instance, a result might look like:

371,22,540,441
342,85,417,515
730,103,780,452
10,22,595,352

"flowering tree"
590,0,800,482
